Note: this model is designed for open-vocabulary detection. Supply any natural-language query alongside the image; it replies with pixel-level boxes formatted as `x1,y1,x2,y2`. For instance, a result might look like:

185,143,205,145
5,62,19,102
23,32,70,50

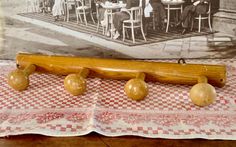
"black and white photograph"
0,0,235,60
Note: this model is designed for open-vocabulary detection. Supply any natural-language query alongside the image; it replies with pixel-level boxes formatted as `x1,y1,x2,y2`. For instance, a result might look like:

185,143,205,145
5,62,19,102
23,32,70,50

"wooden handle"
135,72,146,80
78,68,90,78
198,76,208,83
7,64,36,91
24,64,36,76
16,53,226,87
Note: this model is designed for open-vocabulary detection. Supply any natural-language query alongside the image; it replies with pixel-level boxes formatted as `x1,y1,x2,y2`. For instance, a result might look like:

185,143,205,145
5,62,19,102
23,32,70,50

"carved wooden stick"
16,53,226,88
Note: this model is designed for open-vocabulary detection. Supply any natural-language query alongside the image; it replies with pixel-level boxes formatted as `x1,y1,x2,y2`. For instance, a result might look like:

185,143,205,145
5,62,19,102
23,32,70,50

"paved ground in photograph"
0,0,130,60
0,17,130,60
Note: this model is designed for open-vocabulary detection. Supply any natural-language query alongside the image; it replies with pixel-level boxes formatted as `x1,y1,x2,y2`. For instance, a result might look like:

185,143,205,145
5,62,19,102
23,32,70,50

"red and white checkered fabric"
0,59,236,139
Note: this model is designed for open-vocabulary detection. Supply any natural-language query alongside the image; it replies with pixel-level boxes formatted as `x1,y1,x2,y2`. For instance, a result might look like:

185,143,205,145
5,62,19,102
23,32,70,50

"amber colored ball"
190,83,216,107
64,74,87,96
7,69,29,91
124,78,148,101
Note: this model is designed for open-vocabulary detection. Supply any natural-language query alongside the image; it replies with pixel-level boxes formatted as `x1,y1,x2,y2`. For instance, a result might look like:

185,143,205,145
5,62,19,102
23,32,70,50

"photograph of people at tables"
0,0,235,60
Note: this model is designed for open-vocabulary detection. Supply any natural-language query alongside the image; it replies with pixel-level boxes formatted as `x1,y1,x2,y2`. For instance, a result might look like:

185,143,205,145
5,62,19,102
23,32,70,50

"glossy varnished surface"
16,53,226,87
0,133,235,147
7,64,36,91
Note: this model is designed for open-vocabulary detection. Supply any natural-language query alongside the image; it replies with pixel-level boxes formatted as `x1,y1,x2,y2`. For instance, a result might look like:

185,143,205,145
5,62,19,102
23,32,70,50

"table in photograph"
162,0,185,32
102,3,126,38
0,59,236,140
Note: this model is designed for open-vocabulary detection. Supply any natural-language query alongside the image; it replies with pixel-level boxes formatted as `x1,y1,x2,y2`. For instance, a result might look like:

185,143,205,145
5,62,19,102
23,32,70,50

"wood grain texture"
16,53,226,87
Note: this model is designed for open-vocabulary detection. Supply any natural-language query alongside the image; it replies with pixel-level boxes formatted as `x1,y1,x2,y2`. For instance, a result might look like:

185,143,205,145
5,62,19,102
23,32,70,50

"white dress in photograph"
52,0,64,16
140,0,153,17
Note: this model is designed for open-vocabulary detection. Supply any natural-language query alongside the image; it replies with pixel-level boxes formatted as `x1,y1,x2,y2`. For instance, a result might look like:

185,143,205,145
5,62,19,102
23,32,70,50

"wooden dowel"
16,53,226,88
198,76,208,83
135,72,146,81
78,68,90,78
24,64,36,76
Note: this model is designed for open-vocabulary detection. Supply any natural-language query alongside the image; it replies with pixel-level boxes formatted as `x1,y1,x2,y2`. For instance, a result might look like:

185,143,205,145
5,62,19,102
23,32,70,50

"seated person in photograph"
140,0,166,36
94,0,107,26
112,0,140,39
48,0,55,12
52,0,64,21
39,0,53,13
150,0,167,31
39,0,45,12
176,0,211,34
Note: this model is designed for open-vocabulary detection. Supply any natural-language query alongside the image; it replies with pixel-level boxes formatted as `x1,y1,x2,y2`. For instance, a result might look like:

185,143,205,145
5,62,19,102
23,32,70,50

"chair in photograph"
122,7,146,44
75,0,96,26
191,2,212,32
64,0,76,22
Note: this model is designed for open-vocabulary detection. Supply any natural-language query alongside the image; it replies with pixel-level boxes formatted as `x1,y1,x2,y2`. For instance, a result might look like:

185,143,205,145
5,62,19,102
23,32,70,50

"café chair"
75,0,96,26
64,0,75,22
122,7,147,43
191,2,212,32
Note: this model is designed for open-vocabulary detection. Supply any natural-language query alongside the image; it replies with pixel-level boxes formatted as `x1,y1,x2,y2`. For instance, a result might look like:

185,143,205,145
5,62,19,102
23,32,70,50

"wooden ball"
64,74,86,96
190,83,216,107
7,69,29,91
124,78,148,101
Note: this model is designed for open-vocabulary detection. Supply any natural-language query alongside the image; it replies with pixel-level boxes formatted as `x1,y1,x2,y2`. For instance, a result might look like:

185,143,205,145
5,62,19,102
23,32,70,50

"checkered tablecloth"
0,59,236,139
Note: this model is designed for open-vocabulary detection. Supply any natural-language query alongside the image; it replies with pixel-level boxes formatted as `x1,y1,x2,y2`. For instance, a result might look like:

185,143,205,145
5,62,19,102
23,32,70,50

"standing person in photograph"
150,0,167,31
52,0,64,21
140,0,154,36
112,0,140,39
176,0,211,34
